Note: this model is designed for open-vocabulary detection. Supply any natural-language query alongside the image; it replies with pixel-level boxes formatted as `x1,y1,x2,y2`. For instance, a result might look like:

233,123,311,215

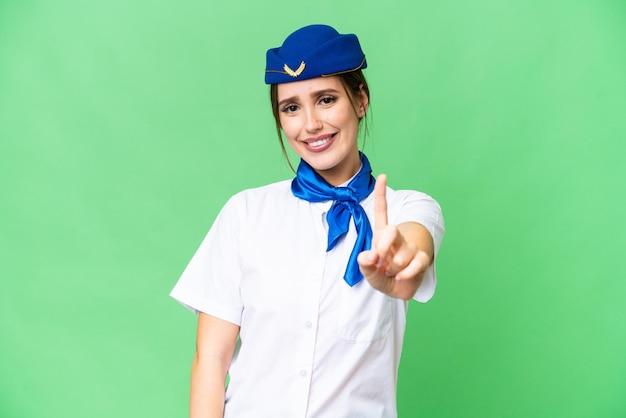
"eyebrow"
277,88,341,108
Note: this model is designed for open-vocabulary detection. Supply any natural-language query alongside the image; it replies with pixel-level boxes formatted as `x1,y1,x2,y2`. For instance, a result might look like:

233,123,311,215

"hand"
357,174,432,300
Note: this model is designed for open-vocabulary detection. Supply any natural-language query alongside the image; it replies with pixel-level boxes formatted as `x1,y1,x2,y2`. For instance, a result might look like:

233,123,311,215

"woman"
171,24,445,418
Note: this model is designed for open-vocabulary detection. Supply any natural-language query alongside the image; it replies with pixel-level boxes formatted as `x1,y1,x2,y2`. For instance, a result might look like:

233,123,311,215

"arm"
190,312,240,418
358,174,435,301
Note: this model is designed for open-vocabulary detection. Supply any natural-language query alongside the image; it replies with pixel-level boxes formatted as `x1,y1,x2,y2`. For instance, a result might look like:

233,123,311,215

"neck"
313,157,362,187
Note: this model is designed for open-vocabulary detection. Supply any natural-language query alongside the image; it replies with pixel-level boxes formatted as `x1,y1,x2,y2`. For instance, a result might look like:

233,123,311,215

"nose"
305,108,323,133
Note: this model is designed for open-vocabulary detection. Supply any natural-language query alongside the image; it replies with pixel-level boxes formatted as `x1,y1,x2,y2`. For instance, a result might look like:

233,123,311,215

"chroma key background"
1,0,625,417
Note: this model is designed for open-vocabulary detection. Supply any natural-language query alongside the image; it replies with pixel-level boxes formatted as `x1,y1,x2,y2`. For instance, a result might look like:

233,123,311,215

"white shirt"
170,179,444,418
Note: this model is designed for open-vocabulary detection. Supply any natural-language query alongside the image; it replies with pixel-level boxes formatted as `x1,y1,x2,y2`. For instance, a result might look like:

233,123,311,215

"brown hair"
269,70,371,172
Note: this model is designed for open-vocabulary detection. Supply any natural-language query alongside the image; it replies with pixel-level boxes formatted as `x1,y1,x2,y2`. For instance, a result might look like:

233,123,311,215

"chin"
290,141,360,181
301,154,342,172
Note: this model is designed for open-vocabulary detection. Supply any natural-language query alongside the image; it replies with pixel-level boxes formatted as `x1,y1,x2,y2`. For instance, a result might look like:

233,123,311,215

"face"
277,76,368,186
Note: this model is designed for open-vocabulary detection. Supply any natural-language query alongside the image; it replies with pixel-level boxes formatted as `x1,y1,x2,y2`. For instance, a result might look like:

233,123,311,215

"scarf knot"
333,187,358,202
291,152,375,286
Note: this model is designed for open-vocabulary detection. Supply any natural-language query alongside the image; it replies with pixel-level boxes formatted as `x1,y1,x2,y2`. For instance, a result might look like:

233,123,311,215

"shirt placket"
291,204,328,417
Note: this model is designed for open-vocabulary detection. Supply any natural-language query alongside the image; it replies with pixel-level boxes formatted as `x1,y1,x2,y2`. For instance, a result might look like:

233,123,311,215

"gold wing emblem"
284,61,306,77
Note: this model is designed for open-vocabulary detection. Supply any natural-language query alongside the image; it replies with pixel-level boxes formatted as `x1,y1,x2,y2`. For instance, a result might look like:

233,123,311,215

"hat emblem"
283,61,306,78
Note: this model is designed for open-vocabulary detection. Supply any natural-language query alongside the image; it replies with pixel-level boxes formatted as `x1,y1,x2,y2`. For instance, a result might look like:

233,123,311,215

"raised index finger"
373,174,388,235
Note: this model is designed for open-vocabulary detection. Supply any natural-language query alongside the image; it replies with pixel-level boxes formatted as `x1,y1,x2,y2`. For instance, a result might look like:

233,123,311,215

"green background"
1,0,625,417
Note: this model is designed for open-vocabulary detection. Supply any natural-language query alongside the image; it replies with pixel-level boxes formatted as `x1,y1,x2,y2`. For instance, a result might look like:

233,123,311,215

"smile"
303,134,336,151
309,137,331,147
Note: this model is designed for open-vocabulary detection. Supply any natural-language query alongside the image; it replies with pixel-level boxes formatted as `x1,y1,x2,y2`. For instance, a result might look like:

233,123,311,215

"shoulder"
389,186,442,215
386,187,441,207
387,188,443,220
363,186,444,233
218,179,297,221
363,186,442,216
226,179,293,206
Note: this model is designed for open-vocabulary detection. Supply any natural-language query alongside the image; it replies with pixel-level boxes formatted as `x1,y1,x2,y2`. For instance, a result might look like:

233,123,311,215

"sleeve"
169,194,244,325
390,189,445,303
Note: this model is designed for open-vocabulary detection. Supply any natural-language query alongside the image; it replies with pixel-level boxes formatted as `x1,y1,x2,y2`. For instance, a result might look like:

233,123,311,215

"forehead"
276,76,344,100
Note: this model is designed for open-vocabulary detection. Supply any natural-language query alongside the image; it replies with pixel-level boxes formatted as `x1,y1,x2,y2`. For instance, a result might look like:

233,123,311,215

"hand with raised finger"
357,173,398,295
357,174,430,300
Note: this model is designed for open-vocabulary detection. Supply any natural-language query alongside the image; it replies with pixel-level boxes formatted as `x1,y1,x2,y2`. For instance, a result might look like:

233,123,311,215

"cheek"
327,105,359,129
331,112,359,134
278,116,295,138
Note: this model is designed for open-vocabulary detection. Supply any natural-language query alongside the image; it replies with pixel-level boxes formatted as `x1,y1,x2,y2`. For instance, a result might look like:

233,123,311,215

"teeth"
309,137,330,147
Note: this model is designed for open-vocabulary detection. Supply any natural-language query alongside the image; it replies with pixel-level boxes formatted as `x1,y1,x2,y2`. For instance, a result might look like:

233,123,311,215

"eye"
319,95,336,105
281,104,299,113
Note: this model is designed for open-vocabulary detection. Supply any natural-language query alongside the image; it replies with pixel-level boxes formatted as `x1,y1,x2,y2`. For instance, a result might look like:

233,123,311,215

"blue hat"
265,24,367,84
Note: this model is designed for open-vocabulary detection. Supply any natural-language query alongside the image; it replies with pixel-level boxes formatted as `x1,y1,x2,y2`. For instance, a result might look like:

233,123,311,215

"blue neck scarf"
291,152,375,286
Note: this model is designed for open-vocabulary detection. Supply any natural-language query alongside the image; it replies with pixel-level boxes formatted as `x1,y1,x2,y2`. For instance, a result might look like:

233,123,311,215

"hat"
265,24,367,84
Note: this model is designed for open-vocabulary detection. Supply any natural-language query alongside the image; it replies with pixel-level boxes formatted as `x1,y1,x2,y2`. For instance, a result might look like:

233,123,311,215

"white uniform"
171,179,445,418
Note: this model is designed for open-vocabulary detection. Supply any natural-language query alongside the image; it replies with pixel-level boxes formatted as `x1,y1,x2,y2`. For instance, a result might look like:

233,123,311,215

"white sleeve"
390,189,445,303
169,194,244,325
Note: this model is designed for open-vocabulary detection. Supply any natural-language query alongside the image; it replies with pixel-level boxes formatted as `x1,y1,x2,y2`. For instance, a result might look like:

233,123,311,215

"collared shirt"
170,179,444,418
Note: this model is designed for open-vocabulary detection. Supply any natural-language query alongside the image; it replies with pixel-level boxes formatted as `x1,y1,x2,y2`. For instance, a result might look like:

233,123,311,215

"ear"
357,84,369,118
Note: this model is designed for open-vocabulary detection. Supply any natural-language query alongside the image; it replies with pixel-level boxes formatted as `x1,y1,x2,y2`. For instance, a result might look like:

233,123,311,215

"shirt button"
300,370,307,377
305,321,312,329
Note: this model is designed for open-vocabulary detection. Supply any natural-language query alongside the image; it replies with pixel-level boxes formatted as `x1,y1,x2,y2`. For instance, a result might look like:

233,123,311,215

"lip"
301,133,336,153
